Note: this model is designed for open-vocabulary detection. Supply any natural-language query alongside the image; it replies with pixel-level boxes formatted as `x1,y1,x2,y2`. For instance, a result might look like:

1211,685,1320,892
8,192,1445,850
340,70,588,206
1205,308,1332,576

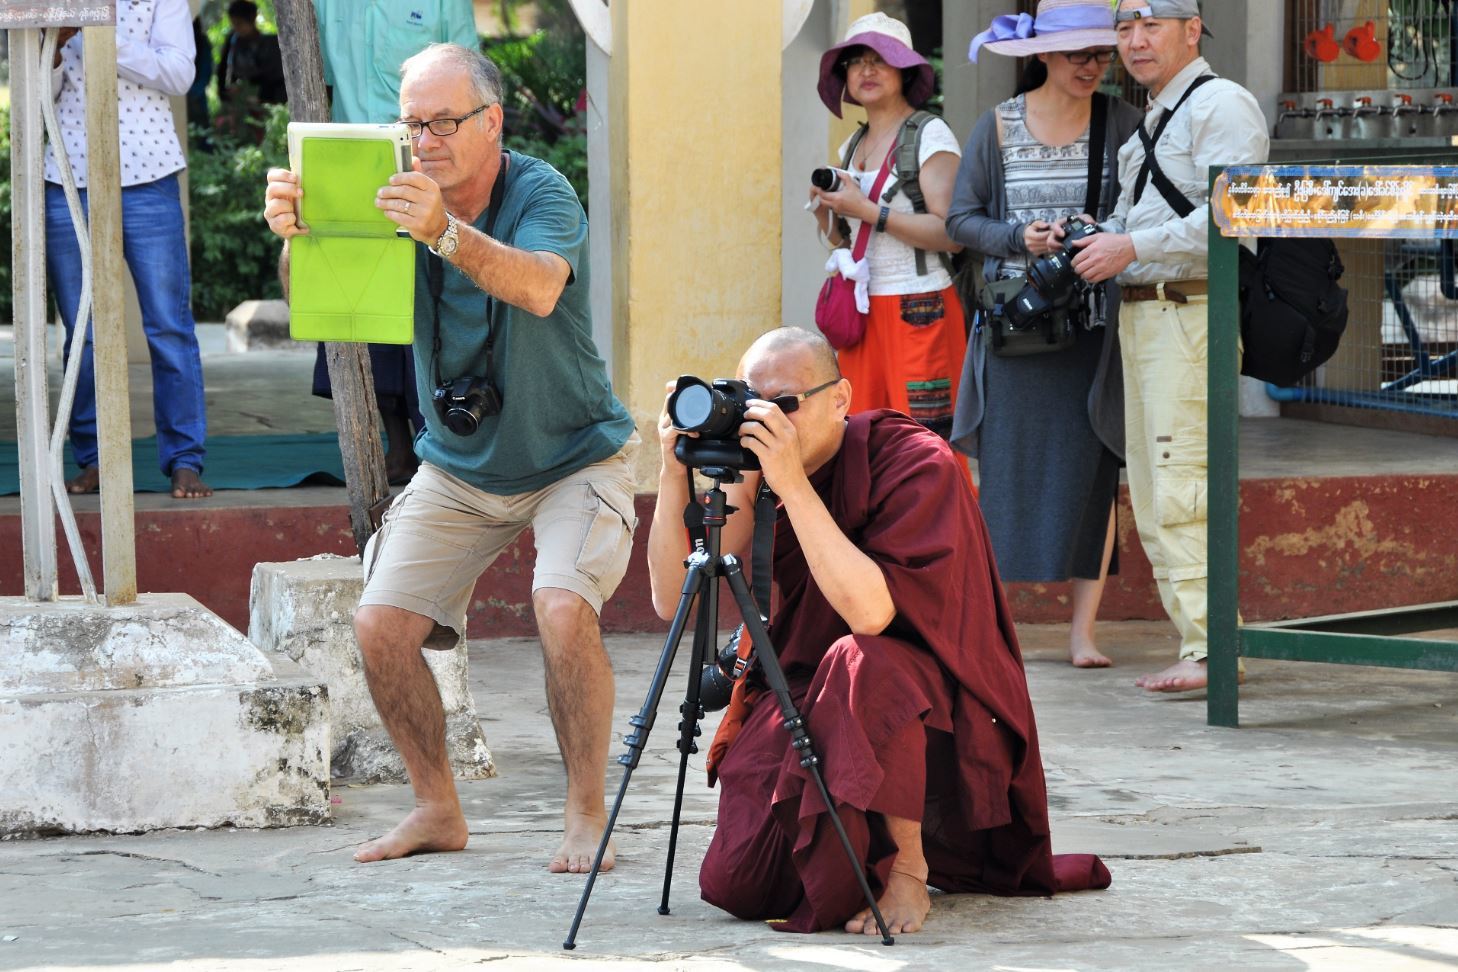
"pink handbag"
815,146,897,350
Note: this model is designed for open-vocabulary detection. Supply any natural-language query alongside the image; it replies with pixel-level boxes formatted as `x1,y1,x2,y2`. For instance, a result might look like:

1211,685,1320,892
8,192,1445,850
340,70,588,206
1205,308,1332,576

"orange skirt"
838,286,967,438
837,286,974,493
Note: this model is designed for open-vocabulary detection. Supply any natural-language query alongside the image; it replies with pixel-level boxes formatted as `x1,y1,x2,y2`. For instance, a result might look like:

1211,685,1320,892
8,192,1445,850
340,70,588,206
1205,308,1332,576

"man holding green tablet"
264,43,637,875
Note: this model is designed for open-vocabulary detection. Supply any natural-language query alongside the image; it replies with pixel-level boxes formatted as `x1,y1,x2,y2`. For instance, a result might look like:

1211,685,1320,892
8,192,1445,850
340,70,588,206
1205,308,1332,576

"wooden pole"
84,24,137,605
274,0,390,553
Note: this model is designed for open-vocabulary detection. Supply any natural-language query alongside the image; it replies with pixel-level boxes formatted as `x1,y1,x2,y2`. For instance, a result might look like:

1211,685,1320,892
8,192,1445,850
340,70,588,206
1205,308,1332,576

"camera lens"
810,167,842,192
668,377,744,438
669,383,715,429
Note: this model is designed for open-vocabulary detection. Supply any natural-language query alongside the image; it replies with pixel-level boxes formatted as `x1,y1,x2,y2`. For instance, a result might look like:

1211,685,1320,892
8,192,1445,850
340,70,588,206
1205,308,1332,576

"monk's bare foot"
354,804,469,862
549,812,614,874
170,467,213,499
845,869,931,936
1135,657,1209,693
66,466,100,494
1070,636,1112,668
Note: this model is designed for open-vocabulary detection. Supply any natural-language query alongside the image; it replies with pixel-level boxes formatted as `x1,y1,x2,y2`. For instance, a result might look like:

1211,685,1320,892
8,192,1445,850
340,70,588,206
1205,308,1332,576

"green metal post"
1207,166,1242,728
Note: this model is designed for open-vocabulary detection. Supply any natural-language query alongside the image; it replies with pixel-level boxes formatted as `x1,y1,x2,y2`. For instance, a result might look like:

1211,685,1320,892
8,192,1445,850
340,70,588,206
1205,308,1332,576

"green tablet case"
288,137,415,344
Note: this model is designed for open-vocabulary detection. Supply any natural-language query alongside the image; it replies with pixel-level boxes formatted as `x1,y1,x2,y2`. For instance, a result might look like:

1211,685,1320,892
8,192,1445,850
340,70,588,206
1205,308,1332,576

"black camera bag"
1135,76,1350,387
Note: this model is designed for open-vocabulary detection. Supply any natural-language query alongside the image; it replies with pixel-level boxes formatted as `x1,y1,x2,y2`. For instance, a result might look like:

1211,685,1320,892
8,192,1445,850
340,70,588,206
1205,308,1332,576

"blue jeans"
46,173,207,476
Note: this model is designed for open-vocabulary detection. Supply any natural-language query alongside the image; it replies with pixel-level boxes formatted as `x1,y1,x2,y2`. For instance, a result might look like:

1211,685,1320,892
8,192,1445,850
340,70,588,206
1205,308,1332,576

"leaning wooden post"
274,0,390,552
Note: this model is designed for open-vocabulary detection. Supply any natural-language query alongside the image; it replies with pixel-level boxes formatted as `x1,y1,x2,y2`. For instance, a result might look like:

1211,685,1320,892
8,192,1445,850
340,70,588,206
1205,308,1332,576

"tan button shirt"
1105,57,1269,285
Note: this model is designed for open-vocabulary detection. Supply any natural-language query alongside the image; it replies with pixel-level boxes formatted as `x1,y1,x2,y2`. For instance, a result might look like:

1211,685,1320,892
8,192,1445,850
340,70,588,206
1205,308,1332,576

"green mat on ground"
0,434,346,495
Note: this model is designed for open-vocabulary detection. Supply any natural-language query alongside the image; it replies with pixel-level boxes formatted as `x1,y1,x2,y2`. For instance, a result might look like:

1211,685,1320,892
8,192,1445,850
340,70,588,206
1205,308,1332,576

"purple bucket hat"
817,12,935,118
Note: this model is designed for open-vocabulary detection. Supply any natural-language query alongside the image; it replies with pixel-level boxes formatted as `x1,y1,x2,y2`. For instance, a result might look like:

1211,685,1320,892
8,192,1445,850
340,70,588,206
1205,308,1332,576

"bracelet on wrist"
875,205,890,233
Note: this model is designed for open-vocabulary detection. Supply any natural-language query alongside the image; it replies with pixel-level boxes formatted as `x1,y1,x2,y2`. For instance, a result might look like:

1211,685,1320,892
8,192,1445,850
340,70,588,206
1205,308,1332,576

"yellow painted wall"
609,0,784,488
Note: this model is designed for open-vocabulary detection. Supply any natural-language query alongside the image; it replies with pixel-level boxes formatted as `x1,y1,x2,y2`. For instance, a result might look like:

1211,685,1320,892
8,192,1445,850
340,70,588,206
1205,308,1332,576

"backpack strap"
1083,92,1109,218
1132,74,1216,217
834,123,870,243
880,110,949,277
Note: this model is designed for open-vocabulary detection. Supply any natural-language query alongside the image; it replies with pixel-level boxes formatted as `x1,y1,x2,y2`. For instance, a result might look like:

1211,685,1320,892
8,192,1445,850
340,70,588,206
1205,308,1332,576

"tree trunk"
274,0,390,553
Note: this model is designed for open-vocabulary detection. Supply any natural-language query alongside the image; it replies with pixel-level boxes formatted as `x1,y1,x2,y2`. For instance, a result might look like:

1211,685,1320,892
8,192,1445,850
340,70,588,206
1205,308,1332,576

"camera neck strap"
428,152,510,390
1131,75,1215,218
1082,92,1108,219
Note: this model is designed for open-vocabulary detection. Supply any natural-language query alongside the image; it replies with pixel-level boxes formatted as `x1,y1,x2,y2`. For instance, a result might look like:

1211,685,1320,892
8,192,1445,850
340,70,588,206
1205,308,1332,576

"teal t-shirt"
412,151,634,495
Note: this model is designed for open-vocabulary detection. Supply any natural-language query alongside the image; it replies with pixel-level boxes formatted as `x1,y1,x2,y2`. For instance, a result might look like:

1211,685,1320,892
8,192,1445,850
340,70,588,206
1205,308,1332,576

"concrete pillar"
607,0,784,488
782,0,835,329
249,557,495,784
942,0,1017,150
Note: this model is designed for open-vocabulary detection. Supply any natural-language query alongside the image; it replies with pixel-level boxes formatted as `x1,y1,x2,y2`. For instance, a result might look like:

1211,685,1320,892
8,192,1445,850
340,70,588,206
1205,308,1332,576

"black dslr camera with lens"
432,375,502,436
666,375,760,471
981,216,1100,356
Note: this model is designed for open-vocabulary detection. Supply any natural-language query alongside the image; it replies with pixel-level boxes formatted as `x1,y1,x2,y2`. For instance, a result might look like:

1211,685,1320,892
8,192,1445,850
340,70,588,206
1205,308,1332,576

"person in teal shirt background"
310,0,480,483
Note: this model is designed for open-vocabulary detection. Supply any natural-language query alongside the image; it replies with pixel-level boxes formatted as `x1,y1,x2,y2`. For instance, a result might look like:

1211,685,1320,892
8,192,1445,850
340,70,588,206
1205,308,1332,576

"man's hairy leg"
352,605,469,862
534,588,616,874
845,815,932,936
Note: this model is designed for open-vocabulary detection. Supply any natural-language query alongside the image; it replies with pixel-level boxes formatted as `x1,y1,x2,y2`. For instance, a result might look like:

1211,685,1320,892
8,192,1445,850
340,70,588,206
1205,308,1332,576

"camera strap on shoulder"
1083,92,1109,219
428,152,510,390
1131,75,1215,218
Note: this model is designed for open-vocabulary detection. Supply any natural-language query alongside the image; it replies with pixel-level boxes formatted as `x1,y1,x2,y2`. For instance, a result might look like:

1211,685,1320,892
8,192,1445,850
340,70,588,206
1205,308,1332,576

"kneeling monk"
646,327,1111,935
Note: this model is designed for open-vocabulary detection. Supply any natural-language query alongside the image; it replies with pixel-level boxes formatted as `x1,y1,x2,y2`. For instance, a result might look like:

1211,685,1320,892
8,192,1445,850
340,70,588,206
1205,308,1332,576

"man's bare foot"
354,804,469,862
1070,636,1112,668
844,868,932,936
549,812,614,874
1135,657,1210,693
171,467,213,499
66,466,100,494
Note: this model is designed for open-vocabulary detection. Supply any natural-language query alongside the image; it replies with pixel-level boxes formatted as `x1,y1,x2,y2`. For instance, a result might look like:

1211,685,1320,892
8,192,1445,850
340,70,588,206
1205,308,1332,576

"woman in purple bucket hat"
947,0,1143,669
809,13,968,451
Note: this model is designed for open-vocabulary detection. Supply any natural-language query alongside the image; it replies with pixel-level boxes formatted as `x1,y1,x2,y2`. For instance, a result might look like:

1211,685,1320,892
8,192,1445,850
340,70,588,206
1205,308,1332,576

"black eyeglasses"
402,103,489,139
1061,49,1117,66
769,378,840,414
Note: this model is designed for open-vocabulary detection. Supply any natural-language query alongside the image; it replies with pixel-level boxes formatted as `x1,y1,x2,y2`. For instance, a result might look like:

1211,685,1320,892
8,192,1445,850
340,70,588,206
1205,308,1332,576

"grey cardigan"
945,94,1143,461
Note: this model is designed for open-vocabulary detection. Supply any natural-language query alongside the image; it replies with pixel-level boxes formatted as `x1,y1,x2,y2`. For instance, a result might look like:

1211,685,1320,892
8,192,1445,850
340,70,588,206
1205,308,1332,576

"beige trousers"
1120,293,1211,661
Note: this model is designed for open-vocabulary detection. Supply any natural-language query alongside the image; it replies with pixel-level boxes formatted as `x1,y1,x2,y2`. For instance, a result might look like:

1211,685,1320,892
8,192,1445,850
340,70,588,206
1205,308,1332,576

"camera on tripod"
1002,216,1100,330
666,375,760,471
432,375,502,436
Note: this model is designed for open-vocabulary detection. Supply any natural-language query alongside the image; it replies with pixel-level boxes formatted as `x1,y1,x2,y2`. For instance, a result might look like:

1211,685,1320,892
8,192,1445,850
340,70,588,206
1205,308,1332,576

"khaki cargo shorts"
360,441,639,648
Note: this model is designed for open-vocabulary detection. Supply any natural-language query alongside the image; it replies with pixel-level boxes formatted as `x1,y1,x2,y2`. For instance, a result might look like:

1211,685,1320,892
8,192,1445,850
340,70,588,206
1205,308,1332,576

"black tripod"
562,467,893,949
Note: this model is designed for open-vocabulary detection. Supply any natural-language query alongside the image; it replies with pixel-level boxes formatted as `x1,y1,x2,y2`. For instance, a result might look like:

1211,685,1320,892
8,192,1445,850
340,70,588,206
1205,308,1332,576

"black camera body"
1004,216,1100,330
433,375,502,436
667,376,761,471
810,167,843,193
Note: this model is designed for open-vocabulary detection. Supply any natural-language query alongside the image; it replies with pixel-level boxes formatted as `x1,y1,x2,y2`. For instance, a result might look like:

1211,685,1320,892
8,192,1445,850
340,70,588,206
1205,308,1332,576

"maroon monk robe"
698,410,1110,932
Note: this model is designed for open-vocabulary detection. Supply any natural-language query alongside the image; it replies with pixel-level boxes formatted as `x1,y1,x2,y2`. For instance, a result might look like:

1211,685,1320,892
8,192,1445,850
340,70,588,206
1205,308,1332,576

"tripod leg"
658,584,716,915
721,557,895,946
563,560,707,950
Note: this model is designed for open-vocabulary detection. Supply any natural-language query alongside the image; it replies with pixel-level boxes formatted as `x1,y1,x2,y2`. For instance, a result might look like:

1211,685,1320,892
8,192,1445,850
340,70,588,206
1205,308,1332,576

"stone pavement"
2,621,1455,971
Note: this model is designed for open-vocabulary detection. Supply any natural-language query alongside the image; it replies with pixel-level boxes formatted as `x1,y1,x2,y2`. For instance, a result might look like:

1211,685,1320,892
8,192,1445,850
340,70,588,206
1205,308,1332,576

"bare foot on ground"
1069,636,1112,669
549,812,614,874
1135,657,1216,693
844,868,932,936
354,804,469,862
66,466,100,494
171,467,213,499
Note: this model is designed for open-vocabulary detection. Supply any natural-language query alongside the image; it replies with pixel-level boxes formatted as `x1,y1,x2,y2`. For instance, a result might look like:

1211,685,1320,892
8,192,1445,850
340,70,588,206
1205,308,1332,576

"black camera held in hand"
667,375,760,471
433,375,502,436
810,167,843,193
979,216,1099,358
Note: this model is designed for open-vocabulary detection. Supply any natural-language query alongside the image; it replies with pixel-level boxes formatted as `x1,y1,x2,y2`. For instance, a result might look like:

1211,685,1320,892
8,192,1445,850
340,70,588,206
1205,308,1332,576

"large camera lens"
668,377,745,439
810,167,842,192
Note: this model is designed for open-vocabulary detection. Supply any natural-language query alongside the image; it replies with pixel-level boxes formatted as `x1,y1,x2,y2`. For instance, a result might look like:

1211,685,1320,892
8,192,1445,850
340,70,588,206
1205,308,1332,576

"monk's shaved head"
739,327,841,386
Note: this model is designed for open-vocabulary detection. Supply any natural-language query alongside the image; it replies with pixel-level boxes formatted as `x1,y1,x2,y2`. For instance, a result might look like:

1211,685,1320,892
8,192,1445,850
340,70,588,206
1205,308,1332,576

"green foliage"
186,103,290,320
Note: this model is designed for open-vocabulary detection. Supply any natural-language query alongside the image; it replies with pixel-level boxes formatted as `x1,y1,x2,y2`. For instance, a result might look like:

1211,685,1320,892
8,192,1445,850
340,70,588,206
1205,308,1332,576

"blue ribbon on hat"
969,6,1115,62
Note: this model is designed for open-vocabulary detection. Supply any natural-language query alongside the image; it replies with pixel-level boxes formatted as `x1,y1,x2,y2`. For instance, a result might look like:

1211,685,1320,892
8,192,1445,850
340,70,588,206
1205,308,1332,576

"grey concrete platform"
2,622,1455,970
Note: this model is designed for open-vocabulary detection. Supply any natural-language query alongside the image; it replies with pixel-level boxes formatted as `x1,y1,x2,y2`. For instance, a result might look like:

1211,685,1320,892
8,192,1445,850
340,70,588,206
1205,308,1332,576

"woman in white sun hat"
947,0,1143,669
809,12,967,447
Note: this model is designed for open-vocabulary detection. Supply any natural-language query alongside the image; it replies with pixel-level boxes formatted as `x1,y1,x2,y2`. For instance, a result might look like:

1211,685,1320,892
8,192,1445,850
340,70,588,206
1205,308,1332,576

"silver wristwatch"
431,212,460,259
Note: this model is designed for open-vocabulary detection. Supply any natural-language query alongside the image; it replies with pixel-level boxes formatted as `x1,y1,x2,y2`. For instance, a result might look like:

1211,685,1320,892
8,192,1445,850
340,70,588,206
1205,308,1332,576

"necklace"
854,110,913,170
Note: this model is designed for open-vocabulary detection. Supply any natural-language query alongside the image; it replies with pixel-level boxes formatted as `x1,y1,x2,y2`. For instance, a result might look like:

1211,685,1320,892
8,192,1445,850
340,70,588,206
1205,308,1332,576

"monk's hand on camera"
1071,231,1136,284
657,381,693,469
263,168,307,239
377,165,447,245
738,401,806,496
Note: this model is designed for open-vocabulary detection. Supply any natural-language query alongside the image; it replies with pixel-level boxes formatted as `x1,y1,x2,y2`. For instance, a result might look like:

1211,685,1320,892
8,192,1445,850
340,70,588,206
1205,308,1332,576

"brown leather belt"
1122,280,1209,304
